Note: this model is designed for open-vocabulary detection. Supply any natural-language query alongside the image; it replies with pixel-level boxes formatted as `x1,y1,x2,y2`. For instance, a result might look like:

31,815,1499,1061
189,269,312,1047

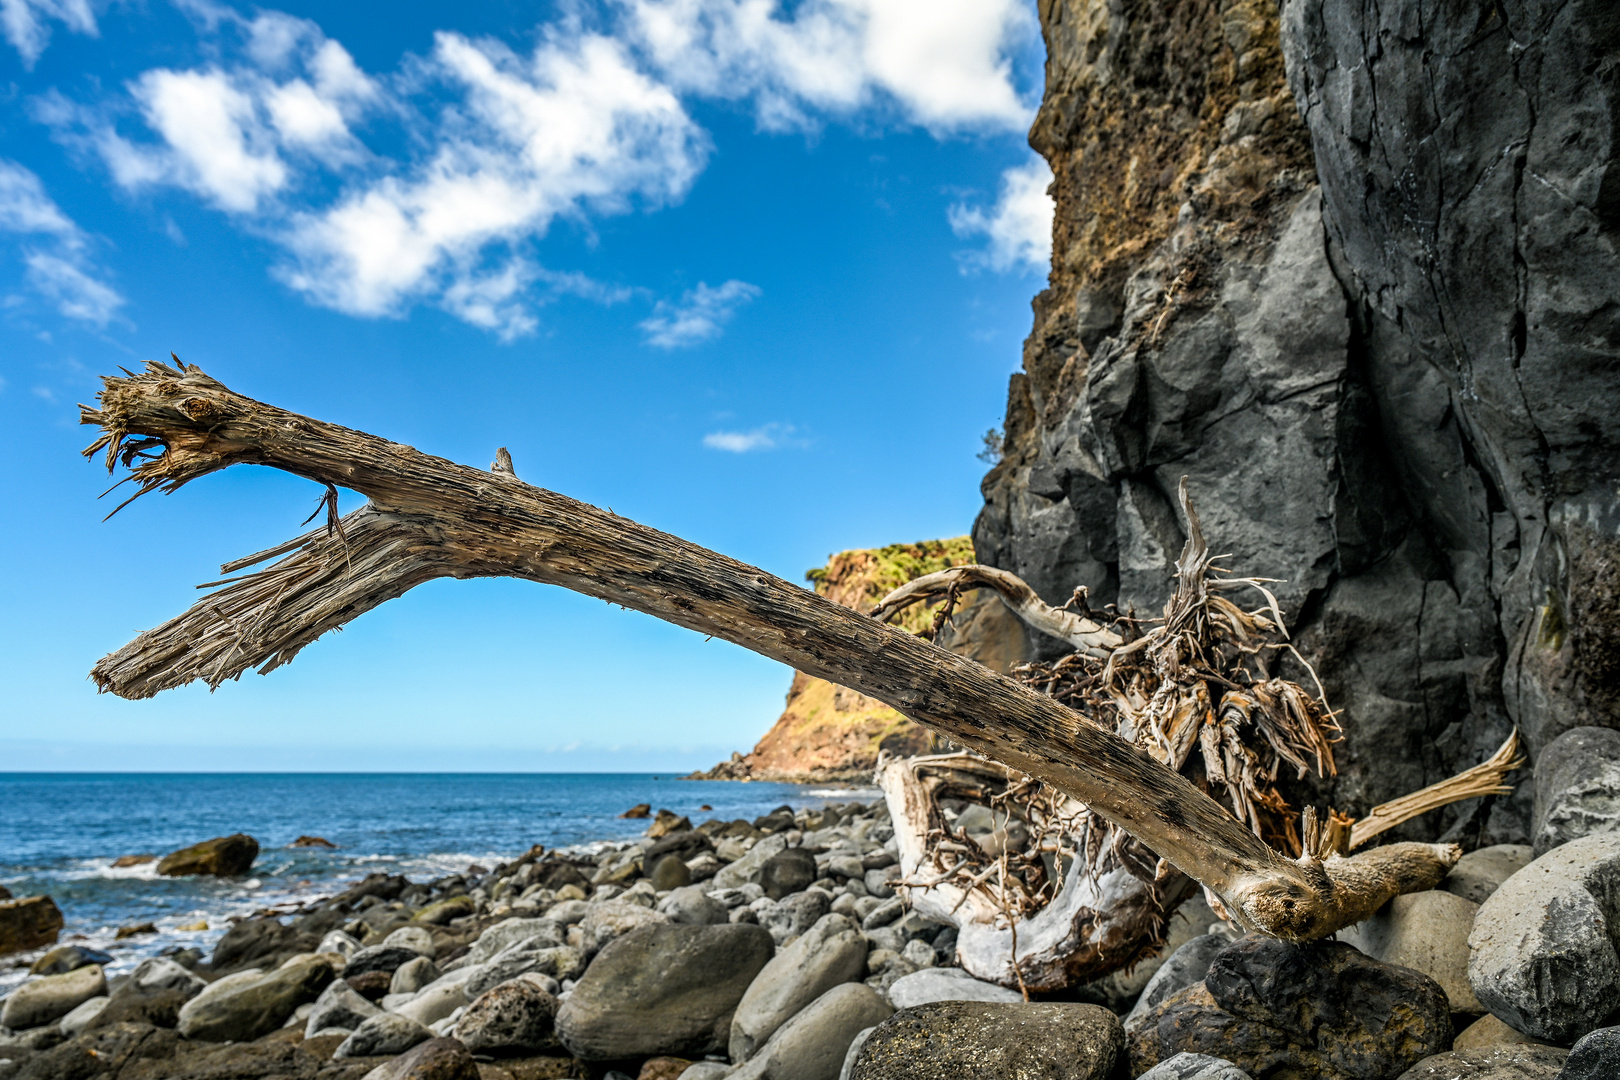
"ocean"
0,773,874,996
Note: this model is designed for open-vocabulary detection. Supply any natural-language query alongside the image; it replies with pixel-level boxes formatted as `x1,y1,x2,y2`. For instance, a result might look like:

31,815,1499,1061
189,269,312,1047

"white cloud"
640,279,759,347
702,421,798,452
0,160,125,325
949,155,1052,273
1,0,95,67
619,0,1033,132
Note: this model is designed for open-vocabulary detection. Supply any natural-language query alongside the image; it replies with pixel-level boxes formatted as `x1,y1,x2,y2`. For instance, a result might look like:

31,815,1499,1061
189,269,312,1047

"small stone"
290,835,338,847
638,1056,692,1080
345,945,423,980
648,811,693,839
581,899,667,952
852,1001,1122,1080
1467,833,1620,1042
862,868,897,900
355,1035,480,1079
1441,846,1534,905
650,854,693,892
657,886,729,926
859,899,901,931
319,929,364,958
1561,1026,1620,1080
112,854,155,867
156,833,259,877
383,926,437,957
759,849,818,901
0,964,107,1030
1339,890,1482,1013
393,977,472,1027
885,968,1022,1010
759,891,831,945
336,1011,434,1058
115,922,157,939
1135,1053,1254,1080
392,955,443,995
347,969,394,1000
455,978,560,1054
305,978,381,1038
56,995,110,1036
1533,727,1620,855
0,897,64,956
1392,1046,1568,1079
413,896,476,926
712,835,790,891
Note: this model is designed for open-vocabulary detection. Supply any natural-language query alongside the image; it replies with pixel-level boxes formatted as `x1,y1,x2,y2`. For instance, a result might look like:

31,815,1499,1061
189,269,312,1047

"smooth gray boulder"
56,995,109,1036
390,955,441,995
85,956,206,1029
1340,890,1482,1013
304,978,380,1038
557,922,775,1061
731,913,867,1062
1442,846,1534,906
851,1001,1122,1080
760,848,818,900
1561,1026,1620,1080
580,899,667,952
455,977,560,1054
175,967,261,1030
1393,1046,1568,1079
1534,728,1620,856
1125,935,1231,1034
1137,1054,1254,1080
1468,834,1620,1042
333,1011,432,1058
759,890,831,945
730,983,893,1080
657,885,729,926
713,835,789,890
381,925,436,958
0,964,106,1030
178,954,334,1042
885,967,1022,1010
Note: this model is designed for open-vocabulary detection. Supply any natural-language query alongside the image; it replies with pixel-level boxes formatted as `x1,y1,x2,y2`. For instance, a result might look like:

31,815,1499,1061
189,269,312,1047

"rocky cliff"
690,538,1033,783
977,0,1619,843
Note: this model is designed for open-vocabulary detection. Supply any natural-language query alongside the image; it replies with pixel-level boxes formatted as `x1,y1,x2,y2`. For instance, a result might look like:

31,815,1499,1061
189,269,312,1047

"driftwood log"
82,360,1464,942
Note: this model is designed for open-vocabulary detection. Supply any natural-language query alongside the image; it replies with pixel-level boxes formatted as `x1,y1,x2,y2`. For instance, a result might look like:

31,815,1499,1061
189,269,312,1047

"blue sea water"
0,773,873,995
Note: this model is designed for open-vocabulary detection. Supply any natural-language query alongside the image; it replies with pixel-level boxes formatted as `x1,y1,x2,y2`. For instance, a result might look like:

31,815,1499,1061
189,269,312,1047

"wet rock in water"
115,922,157,939
731,913,867,1062
305,978,382,1038
712,836,790,891
1467,834,1620,1042
178,954,334,1042
347,969,394,1001
290,835,338,848
392,956,443,995
1442,847,1535,906
580,900,667,953
29,945,113,976
730,983,893,1080
621,804,652,819
455,978,560,1054
1560,1027,1620,1080
111,854,155,868
1128,937,1450,1079
656,886,728,927
759,891,831,945
383,926,437,958
357,1035,480,1079
413,896,476,926
1136,1054,1254,1080
556,922,774,1061
759,849,818,901
1339,890,1482,1013
648,855,692,892
0,896,64,956
58,995,110,1035
884,968,1022,1010
336,1011,434,1058
1393,1045,1568,1079
1124,935,1232,1035
851,1001,1122,1080
88,957,206,1029
156,833,259,877
347,945,425,980
1533,727,1620,856
648,811,692,839
1,964,107,1030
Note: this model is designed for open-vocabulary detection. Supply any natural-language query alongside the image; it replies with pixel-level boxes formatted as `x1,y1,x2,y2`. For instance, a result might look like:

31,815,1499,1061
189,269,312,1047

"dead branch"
80,360,1459,942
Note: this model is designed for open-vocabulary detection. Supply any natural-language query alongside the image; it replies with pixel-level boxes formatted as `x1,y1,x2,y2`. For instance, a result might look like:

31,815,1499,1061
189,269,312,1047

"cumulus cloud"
949,156,1053,274
640,279,759,348
702,421,798,452
619,0,1032,132
1,0,96,67
0,160,125,325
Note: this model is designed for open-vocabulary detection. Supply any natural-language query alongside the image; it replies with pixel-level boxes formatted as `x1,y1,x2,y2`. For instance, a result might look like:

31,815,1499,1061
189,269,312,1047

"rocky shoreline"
2,782,1619,1080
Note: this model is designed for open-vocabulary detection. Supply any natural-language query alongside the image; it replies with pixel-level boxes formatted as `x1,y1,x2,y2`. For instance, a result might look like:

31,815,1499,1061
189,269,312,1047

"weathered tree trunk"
81,360,1460,941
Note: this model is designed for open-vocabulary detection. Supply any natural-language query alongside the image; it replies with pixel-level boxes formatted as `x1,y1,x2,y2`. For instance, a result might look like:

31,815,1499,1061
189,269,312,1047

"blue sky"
1,0,1051,771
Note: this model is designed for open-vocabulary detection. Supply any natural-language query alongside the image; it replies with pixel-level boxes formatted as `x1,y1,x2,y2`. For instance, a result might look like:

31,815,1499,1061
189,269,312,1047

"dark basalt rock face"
979,0,1620,838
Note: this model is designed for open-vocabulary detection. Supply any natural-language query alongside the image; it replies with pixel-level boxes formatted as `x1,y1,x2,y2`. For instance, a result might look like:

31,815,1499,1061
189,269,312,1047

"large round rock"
1392,1045,1568,1079
1532,726,1620,855
850,1001,1123,1080
1561,1026,1620,1080
556,922,774,1061
1467,833,1620,1042
455,978,560,1054
156,833,259,877
177,954,334,1042
1129,937,1450,1079
730,913,867,1062
760,848,818,901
